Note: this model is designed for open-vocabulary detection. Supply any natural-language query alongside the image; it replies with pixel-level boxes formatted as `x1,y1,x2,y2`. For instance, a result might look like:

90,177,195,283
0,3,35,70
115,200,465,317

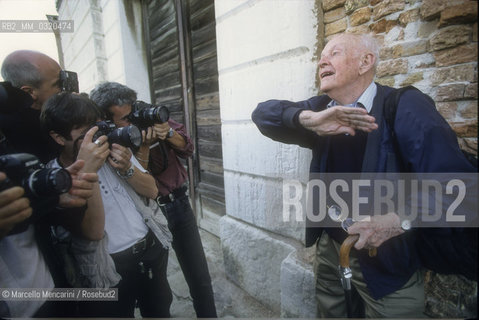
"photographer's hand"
153,122,170,140
142,126,158,146
109,144,158,198
108,144,133,173
76,126,109,173
135,127,157,170
59,160,99,208
0,172,32,239
153,122,186,149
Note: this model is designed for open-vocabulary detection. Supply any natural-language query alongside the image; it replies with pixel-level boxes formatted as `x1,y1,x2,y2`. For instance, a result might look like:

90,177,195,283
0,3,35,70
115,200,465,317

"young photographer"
90,82,217,318
41,92,173,318
40,93,119,291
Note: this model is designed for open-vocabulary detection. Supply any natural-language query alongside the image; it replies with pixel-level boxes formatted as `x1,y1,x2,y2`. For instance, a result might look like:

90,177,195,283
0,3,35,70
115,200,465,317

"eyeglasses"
327,204,355,232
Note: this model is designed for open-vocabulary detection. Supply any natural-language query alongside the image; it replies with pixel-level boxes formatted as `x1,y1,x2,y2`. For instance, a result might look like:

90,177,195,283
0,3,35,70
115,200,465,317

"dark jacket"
252,83,474,299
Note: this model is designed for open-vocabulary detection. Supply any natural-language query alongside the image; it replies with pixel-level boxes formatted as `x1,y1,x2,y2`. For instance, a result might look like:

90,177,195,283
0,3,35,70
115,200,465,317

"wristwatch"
116,163,134,179
401,219,411,231
167,127,174,138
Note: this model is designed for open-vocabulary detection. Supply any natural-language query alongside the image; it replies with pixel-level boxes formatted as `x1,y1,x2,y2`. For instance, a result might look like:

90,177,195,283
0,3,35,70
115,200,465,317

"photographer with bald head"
1,50,63,162
0,51,102,317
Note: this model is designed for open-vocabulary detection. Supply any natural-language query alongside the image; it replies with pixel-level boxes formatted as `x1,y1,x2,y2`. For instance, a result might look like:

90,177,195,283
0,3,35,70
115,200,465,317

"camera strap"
157,140,169,173
148,140,169,175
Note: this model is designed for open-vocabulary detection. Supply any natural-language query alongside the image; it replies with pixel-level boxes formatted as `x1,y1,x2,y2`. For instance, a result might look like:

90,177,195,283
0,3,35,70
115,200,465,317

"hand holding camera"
141,126,159,146
0,153,72,199
129,101,174,143
129,101,169,129
108,144,133,175
93,120,142,151
153,122,173,141
0,153,72,233
76,126,110,173
0,172,32,239
59,160,99,208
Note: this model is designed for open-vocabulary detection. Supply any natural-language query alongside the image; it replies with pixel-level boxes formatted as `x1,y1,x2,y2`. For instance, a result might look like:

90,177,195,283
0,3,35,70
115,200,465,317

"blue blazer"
252,83,475,299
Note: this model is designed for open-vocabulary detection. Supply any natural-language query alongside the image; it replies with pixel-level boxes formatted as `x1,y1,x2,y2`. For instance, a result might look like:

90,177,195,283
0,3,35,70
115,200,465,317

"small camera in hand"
0,153,72,198
93,120,142,150
129,101,170,130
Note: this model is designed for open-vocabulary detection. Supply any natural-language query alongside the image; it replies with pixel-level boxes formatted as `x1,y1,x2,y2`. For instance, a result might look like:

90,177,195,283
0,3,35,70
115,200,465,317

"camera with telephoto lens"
93,120,142,150
0,153,72,198
0,153,73,234
128,101,170,129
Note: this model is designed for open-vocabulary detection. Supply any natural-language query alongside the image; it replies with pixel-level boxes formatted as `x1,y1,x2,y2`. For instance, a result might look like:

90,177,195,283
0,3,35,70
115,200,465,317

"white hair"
328,33,380,68
357,33,380,68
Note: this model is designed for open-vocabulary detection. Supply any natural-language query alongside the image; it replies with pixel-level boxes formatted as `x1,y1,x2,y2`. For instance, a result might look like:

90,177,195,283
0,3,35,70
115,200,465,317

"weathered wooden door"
143,0,225,235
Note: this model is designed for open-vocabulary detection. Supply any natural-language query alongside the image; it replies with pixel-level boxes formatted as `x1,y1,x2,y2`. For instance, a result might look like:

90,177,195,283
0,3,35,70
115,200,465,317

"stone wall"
57,0,108,92
320,0,478,154
56,0,150,100
215,0,318,315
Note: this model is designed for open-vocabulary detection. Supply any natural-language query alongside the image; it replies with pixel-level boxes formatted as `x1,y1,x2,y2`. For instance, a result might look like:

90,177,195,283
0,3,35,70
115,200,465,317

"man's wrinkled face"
109,104,132,128
318,35,361,94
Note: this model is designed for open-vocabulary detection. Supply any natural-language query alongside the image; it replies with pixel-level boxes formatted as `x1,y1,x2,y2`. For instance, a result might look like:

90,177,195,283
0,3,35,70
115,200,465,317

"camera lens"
144,106,169,124
127,126,142,148
153,106,169,123
108,125,142,149
129,102,170,128
27,168,72,197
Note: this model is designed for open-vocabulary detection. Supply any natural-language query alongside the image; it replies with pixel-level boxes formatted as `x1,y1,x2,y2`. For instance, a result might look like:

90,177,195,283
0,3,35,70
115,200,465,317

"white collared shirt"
49,156,154,254
327,81,377,113
97,156,149,253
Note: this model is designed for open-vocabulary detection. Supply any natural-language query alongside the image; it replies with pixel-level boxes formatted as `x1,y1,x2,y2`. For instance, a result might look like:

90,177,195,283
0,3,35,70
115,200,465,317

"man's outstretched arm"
252,96,377,148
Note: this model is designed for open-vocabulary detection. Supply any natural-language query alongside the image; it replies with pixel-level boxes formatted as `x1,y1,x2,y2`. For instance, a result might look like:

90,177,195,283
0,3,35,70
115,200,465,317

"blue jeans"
161,195,217,317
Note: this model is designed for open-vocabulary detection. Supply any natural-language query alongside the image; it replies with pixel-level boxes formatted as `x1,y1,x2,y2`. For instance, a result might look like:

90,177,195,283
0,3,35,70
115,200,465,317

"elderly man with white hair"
252,32,475,318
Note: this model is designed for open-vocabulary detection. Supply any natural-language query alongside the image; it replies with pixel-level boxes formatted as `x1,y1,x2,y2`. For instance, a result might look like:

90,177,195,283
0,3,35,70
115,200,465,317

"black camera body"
0,153,73,234
93,120,142,150
0,153,72,198
129,101,170,129
59,70,79,93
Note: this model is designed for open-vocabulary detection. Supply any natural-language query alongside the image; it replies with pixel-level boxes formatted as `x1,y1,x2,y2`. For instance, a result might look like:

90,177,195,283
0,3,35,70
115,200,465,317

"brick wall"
319,1,478,317
319,0,478,155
